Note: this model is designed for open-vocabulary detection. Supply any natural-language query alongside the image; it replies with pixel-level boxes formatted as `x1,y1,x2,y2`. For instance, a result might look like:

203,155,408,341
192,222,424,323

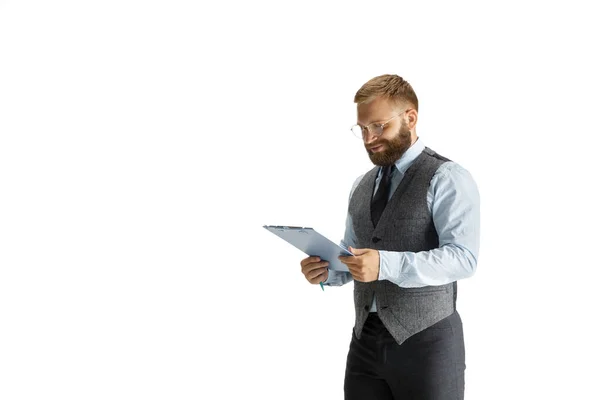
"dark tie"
371,165,394,227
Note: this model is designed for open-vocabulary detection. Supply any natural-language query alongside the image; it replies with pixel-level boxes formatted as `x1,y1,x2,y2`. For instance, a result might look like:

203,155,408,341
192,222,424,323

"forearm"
378,243,477,287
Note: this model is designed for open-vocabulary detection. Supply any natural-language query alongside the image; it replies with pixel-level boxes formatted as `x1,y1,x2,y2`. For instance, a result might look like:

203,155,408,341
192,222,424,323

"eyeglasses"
350,111,406,139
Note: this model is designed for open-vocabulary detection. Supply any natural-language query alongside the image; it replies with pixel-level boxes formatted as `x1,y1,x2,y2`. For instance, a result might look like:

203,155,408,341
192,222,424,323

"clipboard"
263,225,352,272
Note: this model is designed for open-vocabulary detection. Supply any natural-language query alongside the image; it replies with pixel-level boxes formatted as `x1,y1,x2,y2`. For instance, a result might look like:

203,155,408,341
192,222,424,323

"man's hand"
300,256,329,285
339,246,380,282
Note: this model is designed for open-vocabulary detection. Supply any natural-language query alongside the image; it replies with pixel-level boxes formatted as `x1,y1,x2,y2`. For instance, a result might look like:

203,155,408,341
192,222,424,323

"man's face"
357,97,413,167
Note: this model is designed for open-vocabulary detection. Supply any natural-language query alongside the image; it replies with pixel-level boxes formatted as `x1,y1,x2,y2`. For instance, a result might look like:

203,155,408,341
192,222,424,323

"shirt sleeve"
378,162,480,287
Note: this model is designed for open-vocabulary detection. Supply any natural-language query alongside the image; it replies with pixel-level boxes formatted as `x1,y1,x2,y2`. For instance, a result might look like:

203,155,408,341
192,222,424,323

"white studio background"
1,1,598,399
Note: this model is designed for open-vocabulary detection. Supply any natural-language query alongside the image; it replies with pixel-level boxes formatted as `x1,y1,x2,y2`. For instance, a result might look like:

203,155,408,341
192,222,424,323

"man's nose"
363,129,378,144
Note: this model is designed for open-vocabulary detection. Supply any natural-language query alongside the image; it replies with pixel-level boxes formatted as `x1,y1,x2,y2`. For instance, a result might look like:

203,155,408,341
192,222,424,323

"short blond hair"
354,74,419,111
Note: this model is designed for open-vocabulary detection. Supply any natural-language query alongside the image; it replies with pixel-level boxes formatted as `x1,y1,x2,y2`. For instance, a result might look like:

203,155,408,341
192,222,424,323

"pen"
320,281,324,291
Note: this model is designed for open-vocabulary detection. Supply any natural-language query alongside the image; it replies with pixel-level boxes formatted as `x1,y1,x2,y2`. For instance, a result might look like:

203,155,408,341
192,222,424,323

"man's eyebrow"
358,118,387,126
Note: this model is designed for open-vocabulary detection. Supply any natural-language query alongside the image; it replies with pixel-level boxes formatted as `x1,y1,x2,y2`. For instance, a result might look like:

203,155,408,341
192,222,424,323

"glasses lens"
371,124,384,136
351,125,364,138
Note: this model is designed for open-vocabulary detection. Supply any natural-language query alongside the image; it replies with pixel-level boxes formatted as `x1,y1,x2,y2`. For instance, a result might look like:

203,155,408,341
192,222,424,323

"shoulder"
351,165,379,190
348,164,379,201
434,160,469,178
423,147,451,163
348,173,366,201
431,160,479,195
352,173,366,188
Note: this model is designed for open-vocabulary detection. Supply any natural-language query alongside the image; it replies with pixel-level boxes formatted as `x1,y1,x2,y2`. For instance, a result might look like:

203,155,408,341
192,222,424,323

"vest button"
372,237,381,243
364,305,369,311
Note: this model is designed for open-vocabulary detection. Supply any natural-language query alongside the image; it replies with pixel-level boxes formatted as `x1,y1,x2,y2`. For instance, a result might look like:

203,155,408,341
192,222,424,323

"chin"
368,154,391,166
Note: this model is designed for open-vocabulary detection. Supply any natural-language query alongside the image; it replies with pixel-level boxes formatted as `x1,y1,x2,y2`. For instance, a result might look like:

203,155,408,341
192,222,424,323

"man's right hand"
300,256,329,285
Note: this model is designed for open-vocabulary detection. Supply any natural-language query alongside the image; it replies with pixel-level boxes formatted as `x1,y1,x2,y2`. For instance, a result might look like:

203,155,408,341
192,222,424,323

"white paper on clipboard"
263,225,353,272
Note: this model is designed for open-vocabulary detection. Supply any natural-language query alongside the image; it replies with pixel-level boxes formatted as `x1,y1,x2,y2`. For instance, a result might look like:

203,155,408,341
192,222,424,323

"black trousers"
344,311,465,400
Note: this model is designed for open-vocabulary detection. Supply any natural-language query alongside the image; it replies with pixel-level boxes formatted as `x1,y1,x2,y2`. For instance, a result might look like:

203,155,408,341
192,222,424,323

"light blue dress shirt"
323,138,480,311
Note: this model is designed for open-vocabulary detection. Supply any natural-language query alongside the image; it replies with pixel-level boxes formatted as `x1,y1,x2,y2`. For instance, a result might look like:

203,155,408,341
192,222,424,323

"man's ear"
406,109,418,129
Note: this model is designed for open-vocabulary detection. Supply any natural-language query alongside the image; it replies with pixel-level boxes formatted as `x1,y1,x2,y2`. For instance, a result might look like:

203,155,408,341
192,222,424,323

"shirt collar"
379,137,425,177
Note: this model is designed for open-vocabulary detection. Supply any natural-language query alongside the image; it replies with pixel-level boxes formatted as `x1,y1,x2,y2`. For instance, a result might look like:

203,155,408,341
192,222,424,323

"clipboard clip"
265,225,308,233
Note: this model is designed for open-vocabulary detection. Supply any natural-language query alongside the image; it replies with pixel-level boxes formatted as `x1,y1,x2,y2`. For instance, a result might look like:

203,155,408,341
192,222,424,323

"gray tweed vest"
349,147,457,345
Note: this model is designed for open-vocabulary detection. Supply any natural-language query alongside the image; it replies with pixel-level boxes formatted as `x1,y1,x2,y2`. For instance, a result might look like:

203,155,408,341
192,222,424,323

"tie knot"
382,165,394,179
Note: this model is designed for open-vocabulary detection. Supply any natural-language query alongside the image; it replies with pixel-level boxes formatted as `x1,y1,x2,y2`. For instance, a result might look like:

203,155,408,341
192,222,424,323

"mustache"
366,139,389,147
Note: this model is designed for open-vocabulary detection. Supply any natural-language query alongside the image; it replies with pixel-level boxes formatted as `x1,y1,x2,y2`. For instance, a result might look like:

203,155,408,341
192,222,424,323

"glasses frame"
350,110,407,139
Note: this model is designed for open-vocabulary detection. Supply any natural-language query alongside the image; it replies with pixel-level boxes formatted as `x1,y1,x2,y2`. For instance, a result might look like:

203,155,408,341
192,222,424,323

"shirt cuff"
378,250,406,283
321,269,332,285
322,268,338,285
323,269,352,286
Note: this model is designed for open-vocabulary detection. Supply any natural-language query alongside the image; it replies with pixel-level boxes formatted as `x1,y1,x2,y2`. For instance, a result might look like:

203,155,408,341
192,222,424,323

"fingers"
346,266,364,282
339,248,367,264
339,254,360,266
301,257,328,273
303,263,328,276
302,261,329,274
345,263,359,275
301,257,329,284
344,262,365,282
300,256,322,268
307,268,328,284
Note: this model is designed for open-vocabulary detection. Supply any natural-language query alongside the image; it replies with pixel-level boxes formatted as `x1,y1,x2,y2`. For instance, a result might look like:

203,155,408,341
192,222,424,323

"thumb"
348,246,366,255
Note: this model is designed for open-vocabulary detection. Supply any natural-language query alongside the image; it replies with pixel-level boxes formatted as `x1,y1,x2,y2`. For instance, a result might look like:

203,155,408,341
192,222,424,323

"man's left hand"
338,246,380,282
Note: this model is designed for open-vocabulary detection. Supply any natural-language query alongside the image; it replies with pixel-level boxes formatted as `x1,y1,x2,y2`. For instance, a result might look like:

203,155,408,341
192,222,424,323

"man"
300,74,479,399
